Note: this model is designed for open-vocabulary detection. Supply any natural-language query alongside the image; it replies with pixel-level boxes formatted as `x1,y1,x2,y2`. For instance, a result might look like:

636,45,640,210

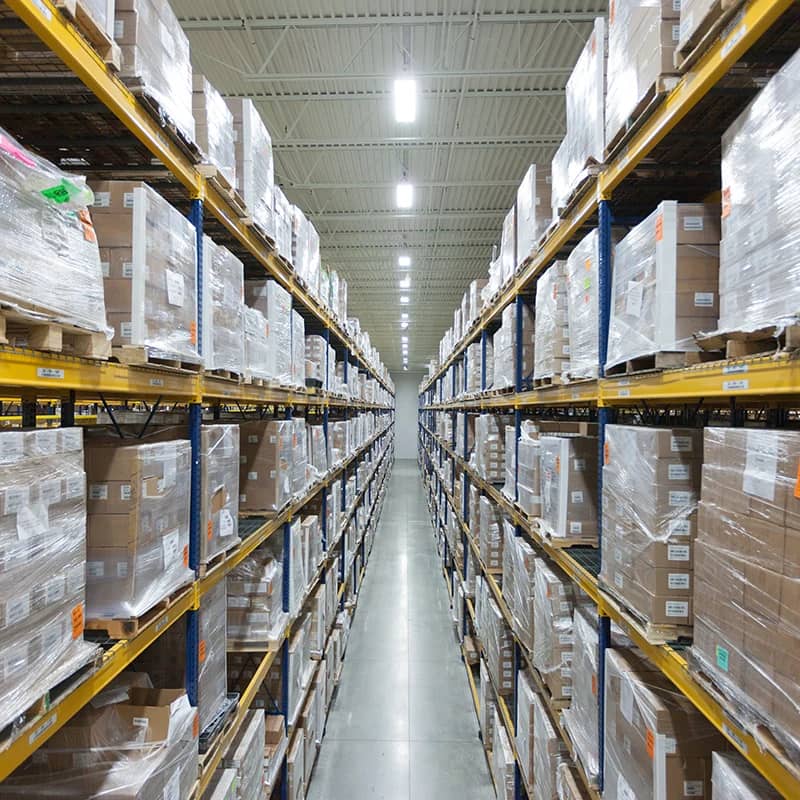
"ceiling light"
398,255,411,268
401,336,408,343
399,276,411,289
396,181,413,209
400,321,409,330
401,312,409,320
394,78,416,123
403,365,408,371
400,295,409,304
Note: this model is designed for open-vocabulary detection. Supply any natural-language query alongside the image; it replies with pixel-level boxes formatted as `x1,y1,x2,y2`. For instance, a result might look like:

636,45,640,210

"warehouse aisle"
308,460,494,800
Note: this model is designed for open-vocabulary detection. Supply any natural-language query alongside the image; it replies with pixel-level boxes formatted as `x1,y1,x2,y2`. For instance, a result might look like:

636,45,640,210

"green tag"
583,277,592,290
41,179,80,204
716,644,729,672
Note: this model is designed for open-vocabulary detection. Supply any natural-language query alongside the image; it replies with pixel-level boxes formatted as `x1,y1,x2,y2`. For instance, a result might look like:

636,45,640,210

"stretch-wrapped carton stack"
244,279,292,385
305,335,327,385
239,420,293,512
606,202,719,371
692,427,800,752
469,278,489,325
492,300,534,390
85,437,193,619
474,414,512,483
0,429,93,732
534,260,570,383
566,229,600,380
202,236,244,375
479,496,504,572
533,688,569,800
244,307,270,382
92,181,198,362
192,75,236,187
476,576,514,696
201,424,240,566
273,187,294,264
115,0,195,142
601,425,701,627
711,752,783,800
493,711,516,800
517,422,542,518
502,522,538,652
224,710,265,800
291,310,305,389
516,164,552,269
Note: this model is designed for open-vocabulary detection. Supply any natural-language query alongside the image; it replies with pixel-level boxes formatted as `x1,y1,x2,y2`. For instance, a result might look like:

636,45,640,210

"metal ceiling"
170,1,605,372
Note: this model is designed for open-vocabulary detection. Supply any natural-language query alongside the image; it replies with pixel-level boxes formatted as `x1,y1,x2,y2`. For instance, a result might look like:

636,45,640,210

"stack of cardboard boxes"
224,710,265,800
502,522,538,653
565,229,601,380
201,424,240,567
474,414,512,483
192,75,236,187
305,335,327,386
238,420,294,513
516,163,552,270
479,496,505,572
476,576,514,696
517,421,542,518
532,688,568,800
492,300,534,390
601,424,701,628
244,279,293,386
534,260,571,383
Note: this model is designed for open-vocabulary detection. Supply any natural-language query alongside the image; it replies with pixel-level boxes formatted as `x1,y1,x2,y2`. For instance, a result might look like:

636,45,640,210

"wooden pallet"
0,305,110,360
196,164,247,215
533,374,566,388
227,634,284,654
605,348,719,376
602,584,693,645
674,0,746,73
695,323,800,359
604,75,681,159
554,162,603,220
198,541,240,578
85,585,192,640
240,216,277,250
112,345,203,372
536,521,599,549
204,367,243,382
54,0,120,71
243,375,269,388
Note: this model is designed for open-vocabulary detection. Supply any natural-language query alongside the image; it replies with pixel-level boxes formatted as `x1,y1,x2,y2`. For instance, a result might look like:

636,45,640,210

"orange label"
71,603,84,639
183,545,189,567
722,187,731,219
82,221,97,243
199,639,207,663
555,455,561,475
646,727,655,758
591,32,596,55
207,520,213,540
604,441,610,465
655,214,663,241
189,321,197,345
584,258,592,272
591,674,597,696
794,460,800,498
609,0,615,23
192,714,200,738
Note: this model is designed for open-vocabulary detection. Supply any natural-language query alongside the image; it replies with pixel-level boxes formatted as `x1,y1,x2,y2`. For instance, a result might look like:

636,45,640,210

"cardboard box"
192,75,236,186
239,420,294,512
202,236,244,374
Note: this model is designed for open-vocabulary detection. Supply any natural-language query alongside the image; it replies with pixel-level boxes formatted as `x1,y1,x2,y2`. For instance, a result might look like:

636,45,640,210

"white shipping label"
668,518,691,536
668,544,691,561
571,490,584,504
89,484,108,501
94,191,110,207
573,459,586,471
45,577,65,604
694,292,715,307
40,479,61,505
670,435,693,452
569,521,583,534
66,475,84,499
743,430,778,501
120,485,132,501
668,573,690,589
4,486,26,515
247,471,258,481
165,270,185,307
162,455,177,488
87,561,104,578
7,594,30,626
162,530,181,564
683,215,704,230
668,464,691,481
122,262,134,279
219,509,235,538
625,280,644,318
665,600,689,617
101,261,110,277
123,192,134,208
668,490,693,506
0,434,23,464
120,321,132,339
117,562,129,578
163,768,181,800
559,633,573,645
672,22,680,40
684,780,704,796
132,716,149,729
248,435,259,444
620,677,634,723
615,572,624,588
114,19,124,37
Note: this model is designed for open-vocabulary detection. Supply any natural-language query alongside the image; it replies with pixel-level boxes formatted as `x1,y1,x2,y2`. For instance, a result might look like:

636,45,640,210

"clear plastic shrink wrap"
532,689,568,800
604,647,727,800
192,75,236,186
83,0,114,37
473,414,510,483
290,418,308,497
601,424,701,626
566,229,600,380
493,711,516,800
91,181,198,362
605,0,680,149
502,426,517,500
207,768,238,800
692,427,800,754
561,605,600,783
0,673,198,800
551,18,606,215
227,542,286,645
493,301,534,390
238,420,294,512
201,424,240,565
273,187,294,264
115,0,195,142
469,278,488,325
500,207,516,285
291,310,306,389
517,421,542,518
606,202,719,370
0,127,108,338
84,437,193,619
717,49,800,335
202,236,245,374
307,423,328,480
515,670,537,788
0,429,95,733
539,435,598,541
556,762,589,800
533,558,576,702
502,522,538,652
226,98,274,236
319,267,331,315
478,657,497,750
244,279,293,385
224,709,265,800
534,260,571,382
243,306,270,382
292,207,321,297
516,164,552,268
476,577,514,695
711,751,783,799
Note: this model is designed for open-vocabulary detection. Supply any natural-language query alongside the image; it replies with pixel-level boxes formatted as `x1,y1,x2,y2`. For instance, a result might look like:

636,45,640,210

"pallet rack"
418,1,800,797
0,0,396,794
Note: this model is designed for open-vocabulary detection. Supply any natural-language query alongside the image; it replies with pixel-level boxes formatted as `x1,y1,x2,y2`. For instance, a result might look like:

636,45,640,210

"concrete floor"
308,459,495,800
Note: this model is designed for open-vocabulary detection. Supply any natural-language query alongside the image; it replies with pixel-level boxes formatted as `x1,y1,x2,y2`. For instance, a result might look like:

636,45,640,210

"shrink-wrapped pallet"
244,279,293,385
92,181,198,362
499,207,516,286
84,437,193,619
202,236,244,375
469,278,488,324
493,300,534,390
717,49,800,335
533,688,568,800
243,306,270,382
307,423,328,480
534,260,571,382
711,752,783,799
516,669,537,789
226,98,274,237
606,202,719,371
293,207,321,298
517,422,542,518
479,496,504,572
201,423,240,565
291,310,305,389
115,0,195,142
493,711,516,800
565,229,600,380
516,163,552,269
192,75,236,187
238,419,294,512
0,429,94,732
224,710,265,800
502,522,538,652
273,186,294,264
0,127,108,341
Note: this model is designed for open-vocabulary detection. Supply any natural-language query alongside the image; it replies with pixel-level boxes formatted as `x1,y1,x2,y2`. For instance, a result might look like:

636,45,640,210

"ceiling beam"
179,12,600,30
275,134,561,149
308,209,506,221
234,87,566,100
284,179,519,190
243,67,571,82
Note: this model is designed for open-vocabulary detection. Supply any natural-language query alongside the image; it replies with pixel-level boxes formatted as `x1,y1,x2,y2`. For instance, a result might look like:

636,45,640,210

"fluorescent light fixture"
398,255,411,267
403,365,408,371
401,336,408,343
400,295,410,304
400,321,409,330
401,312,409,320
396,181,413,209
399,276,411,289
394,78,416,123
